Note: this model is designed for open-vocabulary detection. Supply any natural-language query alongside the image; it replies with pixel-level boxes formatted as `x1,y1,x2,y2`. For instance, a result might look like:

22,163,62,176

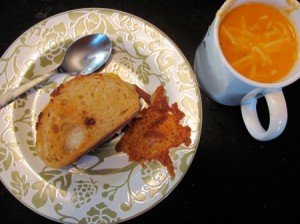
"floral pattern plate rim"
0,8,202,223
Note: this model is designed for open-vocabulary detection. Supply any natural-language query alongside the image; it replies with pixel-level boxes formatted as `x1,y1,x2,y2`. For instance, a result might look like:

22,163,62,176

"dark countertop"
1,0,300,223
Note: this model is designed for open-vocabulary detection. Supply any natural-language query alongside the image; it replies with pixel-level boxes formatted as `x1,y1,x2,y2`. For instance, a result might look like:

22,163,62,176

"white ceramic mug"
194,0,300,141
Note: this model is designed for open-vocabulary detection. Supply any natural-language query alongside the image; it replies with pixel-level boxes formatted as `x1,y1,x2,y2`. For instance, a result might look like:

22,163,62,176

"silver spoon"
0,33,112,108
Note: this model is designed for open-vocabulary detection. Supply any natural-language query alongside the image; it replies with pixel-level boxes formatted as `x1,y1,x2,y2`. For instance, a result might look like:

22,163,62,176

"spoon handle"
0,72,54,108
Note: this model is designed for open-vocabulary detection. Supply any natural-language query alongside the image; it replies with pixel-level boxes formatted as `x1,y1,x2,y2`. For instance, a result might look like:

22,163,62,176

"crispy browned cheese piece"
116,85,191,176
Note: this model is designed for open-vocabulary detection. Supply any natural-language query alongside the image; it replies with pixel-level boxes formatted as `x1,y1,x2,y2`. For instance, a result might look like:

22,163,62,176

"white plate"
0,8,202,223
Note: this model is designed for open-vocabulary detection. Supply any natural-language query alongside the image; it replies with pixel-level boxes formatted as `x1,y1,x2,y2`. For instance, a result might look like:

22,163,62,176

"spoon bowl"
61,34,112,75
0,33,112,108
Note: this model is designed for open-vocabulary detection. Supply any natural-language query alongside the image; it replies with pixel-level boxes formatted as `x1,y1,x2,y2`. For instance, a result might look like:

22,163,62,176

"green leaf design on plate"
10,170,30,200
1,32,42,92
13,97,27,110
0,124,20,172
36,80,58,94
22,63,35,81
79,202,121,224
0,112,22,173
114,38,169,85
54,202,121,224
136,62,151,84
31,180,57,209
178,62,196,92
26,131,36,156
102,162,138,203
30,168,73,208
0,144,14,172
141,162,170,198
118,56,135,72
179,149,194,174
69,10,119,37
35,22,71,68
39,168,72,194
68,11,86,22
11,50,24,82
72,178,98,208
13,109,34,128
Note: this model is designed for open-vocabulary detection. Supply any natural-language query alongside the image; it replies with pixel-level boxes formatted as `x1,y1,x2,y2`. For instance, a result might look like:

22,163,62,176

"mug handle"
241,90,287,141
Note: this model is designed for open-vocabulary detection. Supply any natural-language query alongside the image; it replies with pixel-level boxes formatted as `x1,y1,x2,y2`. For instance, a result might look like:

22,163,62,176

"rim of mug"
214,0,300,89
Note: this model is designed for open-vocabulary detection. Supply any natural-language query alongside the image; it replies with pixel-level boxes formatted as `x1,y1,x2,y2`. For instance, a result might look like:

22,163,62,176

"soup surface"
219,2,298,83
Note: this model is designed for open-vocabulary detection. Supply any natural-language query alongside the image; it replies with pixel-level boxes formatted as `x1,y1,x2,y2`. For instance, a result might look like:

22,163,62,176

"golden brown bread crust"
36,73,140,168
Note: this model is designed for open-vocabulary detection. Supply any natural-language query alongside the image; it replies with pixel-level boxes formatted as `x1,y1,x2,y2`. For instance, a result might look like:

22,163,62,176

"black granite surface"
1,0,300,223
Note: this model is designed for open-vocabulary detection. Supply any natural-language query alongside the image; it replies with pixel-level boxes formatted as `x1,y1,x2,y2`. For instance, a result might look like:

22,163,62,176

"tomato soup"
218,2,298,83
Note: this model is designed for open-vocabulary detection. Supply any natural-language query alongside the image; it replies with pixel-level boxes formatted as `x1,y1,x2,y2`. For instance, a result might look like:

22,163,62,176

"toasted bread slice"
36,73,140,168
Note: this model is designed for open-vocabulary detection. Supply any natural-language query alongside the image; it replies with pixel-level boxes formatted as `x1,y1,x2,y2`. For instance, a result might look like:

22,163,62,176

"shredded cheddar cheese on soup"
116,85,191,176
219,2,298,83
